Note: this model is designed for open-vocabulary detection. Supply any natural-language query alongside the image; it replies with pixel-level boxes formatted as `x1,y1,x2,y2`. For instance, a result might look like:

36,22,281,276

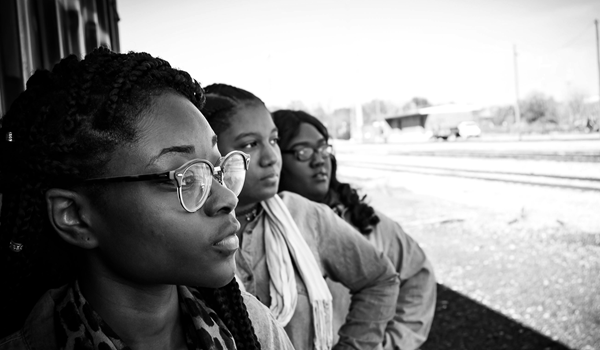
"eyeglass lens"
180,153,247,211
298,145,332,161
221,153,247,196
180,163,212,212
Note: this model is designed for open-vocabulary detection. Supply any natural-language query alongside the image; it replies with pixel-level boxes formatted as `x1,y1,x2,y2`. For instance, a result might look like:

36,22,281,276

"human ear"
45,188,98,249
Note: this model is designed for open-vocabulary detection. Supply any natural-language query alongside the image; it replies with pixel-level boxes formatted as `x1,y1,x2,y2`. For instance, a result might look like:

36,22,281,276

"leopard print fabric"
54,281,236,349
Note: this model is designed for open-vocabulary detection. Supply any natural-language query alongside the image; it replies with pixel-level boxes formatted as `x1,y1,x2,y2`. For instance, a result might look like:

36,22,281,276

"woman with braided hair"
272,109,437,350
0,48,293,350
201,83,400,350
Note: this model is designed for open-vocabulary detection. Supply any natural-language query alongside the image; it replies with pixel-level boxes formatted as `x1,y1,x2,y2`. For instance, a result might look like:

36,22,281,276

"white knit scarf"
261,195,333,350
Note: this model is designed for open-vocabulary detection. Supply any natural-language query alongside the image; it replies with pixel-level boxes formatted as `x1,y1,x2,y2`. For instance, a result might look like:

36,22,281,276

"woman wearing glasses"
0,49,292,349
201,83,400,350
273,109,437,350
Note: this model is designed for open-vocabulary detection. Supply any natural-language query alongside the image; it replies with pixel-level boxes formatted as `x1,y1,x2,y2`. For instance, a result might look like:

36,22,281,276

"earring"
9,241,23,253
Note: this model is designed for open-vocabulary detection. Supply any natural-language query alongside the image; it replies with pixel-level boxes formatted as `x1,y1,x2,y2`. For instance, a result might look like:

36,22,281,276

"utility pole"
513,44,521,124
595,19,600,121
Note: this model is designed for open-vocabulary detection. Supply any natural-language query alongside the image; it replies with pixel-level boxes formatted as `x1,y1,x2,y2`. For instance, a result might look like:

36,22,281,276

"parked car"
457,121,481,138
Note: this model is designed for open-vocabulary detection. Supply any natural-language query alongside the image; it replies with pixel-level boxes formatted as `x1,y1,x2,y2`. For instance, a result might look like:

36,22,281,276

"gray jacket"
236,191,400,350
328,208,436,350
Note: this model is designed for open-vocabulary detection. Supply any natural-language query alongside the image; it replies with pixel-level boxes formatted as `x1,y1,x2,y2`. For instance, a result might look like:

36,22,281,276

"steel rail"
340,161,600,192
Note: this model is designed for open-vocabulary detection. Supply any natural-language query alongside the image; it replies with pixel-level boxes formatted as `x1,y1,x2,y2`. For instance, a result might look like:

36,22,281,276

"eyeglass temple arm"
83,172,172,184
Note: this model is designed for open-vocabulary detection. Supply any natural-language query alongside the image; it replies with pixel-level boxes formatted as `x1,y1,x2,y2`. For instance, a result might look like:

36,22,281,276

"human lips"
213,234,239,253
212,219,240,253
260,172,278,181
313,170,329,181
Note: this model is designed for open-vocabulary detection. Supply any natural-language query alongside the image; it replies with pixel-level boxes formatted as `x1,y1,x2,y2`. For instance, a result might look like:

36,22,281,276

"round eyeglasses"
281,144,333,162
83,151,250,213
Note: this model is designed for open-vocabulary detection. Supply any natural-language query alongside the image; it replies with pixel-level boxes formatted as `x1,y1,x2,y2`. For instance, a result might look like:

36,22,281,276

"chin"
258,187,279,201
313,187,329,202
194,261,237,289
308,192,327,203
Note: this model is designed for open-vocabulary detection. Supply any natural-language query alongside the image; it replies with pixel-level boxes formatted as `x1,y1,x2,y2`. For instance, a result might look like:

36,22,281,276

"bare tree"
519,92,558,124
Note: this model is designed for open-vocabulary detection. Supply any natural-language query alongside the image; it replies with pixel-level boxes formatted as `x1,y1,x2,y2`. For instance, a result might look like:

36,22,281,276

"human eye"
180,173,197,189
240,140,258,150
297,147,311,157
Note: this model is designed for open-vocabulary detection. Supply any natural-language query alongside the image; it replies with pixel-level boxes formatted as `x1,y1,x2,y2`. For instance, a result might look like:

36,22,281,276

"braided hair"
0,48,261,349
200,83,265,132
272,109,380,235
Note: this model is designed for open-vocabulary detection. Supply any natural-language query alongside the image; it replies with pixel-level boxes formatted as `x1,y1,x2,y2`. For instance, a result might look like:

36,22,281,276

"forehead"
105,92,217,174
230,103,273,129
289,123,326,145
141,93,213,147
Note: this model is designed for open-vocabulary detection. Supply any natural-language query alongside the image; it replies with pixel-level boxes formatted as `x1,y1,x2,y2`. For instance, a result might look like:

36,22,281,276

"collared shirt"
236,191,400,350
328,208,437,350
0,284,293,350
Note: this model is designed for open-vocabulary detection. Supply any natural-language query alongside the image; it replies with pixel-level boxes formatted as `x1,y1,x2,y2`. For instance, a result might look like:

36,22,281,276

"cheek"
246,159,261,182
274,147,282,168
325,158,333,178
94,185,173,241
285,162,309,182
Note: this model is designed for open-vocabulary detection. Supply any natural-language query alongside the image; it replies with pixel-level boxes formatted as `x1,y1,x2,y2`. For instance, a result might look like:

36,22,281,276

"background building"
0,0,120,117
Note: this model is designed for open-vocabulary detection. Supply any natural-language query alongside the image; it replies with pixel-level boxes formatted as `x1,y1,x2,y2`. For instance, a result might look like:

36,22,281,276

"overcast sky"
118,0,600,110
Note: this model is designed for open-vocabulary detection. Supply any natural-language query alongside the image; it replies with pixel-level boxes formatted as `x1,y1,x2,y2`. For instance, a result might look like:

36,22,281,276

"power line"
518,22,594,55
553,23,594,52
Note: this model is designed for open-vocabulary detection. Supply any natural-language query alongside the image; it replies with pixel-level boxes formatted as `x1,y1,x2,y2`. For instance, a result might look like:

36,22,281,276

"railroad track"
373,151,600,163
338,161,600,192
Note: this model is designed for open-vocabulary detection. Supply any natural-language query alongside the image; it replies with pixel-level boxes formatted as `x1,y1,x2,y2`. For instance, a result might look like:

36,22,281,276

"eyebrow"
234,128,278,141
148,145,195,166
290,137,326,148
147,135,218,166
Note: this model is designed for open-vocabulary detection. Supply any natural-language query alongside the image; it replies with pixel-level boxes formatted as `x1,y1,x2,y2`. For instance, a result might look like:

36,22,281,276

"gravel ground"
337,173,600,350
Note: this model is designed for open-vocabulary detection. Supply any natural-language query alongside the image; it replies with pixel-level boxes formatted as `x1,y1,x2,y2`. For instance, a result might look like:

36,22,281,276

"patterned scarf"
54,281,236,350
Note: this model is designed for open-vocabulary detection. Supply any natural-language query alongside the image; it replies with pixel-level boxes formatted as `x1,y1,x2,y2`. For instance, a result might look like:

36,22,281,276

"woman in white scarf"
202,83,400,350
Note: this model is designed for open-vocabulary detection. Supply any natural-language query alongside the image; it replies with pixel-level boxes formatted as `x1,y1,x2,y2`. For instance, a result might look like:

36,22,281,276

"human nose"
203,177,238,216
259,143,279,167
310,148,326,167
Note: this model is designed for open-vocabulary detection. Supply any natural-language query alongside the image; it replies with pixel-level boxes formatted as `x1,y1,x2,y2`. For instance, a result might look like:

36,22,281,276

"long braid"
1,49,258,347
202,280,262,350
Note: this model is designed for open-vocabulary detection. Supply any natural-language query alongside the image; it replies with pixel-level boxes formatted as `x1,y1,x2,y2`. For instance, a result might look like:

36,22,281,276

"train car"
0,0,120,117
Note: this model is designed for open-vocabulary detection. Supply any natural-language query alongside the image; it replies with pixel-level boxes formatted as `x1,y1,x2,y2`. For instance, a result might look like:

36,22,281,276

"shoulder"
373,210,404,234
0,331,27,350
241,290,269,318
0,286,66,350
278,191,337,221
241,292,294,349
365,210,412,257
278,191,319,210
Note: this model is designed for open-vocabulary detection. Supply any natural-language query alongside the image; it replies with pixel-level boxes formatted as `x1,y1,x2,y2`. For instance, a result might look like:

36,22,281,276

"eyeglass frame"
281,144,333,162
82,150,250,213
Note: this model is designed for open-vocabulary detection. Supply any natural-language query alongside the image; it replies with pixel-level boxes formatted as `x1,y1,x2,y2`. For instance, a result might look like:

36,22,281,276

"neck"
78,271,186,350
234,201,261,245
235,202,259,218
